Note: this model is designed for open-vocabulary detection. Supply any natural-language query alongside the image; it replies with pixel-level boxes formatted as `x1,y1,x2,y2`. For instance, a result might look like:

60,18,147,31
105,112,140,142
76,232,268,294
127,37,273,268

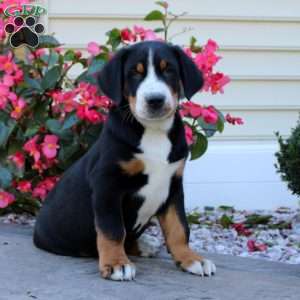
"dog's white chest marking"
134,127,181,230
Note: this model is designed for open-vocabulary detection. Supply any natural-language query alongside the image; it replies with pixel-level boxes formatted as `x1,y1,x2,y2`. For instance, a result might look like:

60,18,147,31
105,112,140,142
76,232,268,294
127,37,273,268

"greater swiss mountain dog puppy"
33,41,216,281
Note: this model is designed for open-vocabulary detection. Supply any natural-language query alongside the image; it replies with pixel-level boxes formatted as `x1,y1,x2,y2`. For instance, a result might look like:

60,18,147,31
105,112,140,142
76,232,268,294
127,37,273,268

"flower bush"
0,1,243,214
275,116,300,196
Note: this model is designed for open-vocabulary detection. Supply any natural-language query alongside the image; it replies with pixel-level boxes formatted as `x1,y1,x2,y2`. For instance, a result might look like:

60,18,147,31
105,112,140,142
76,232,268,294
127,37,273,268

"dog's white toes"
202,259,216,277
185,261,204,276
138,233,161,257
110,264,136,281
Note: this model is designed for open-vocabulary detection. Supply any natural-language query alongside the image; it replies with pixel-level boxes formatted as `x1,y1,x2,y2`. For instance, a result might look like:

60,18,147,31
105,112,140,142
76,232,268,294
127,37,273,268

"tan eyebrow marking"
136,63,144,74
160,59,167,71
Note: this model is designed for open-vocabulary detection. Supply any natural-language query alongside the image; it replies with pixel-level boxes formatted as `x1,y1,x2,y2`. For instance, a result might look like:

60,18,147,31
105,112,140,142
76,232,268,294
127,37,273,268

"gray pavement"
0,224,300,300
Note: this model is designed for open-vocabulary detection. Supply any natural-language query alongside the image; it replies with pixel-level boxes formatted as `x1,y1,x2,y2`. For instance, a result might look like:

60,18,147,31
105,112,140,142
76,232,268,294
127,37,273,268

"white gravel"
146,206,300,265
1,207,300,264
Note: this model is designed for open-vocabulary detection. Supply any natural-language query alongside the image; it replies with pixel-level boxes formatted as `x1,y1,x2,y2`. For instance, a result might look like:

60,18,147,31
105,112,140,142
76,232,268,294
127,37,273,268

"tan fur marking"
175,159,185,177
96,228,131,279
158,205,203,269
160,59,167,71
128,95,137,114
136,63,144,74
119,159,145,176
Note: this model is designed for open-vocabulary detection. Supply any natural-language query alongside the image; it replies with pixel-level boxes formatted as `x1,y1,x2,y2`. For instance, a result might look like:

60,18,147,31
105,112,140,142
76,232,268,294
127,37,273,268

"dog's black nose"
146,95,165,110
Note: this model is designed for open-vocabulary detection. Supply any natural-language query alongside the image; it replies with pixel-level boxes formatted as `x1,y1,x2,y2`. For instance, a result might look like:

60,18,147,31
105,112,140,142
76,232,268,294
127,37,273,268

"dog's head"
98,41,203,124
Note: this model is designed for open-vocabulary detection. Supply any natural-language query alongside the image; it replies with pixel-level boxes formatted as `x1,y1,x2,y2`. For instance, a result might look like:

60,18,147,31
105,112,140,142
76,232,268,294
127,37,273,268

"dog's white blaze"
134,127,181,230
135,50,175,118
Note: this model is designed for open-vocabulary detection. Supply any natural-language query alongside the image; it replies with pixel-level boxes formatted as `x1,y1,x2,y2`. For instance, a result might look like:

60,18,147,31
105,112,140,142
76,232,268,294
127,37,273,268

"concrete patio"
0,224,300,300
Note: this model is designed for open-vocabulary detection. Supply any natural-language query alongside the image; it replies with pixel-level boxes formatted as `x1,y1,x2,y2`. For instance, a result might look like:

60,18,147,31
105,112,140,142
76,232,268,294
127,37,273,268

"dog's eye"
162,65,174,75
131,69,143,79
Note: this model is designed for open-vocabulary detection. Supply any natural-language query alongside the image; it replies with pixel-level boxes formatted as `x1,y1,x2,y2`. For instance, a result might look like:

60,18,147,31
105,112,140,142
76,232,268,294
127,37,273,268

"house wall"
44,0,300,209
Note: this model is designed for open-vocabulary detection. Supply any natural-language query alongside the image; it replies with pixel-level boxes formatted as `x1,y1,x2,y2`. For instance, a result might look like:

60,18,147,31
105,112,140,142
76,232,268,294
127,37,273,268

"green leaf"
24,75,42,91
186,211,201,225
216,118,224,133
190,133,208,160
0,122,10,149
87,57,106,75
144,10,165,21
41,66,61,90
218,205,235,212
40,52,59,67
106,28,121,50
58,141,79,162
219,214,233,229
24,124,40,137
154,27,165,33
0,165,12,189
33,101,49,123
38,35,61,49
197,118,217,138
62,114,79,130
245,214,272,225
46,119,62,134
0,121,16,149
64,49,76,61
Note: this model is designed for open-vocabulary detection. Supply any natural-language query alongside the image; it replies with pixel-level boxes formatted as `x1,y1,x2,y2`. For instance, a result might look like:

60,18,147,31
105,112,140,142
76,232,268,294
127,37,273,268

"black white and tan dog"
33,41,216,281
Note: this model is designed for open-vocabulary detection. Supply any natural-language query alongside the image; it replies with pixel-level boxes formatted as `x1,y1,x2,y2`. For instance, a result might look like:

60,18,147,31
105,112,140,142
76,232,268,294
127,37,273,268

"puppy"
33,41,216,281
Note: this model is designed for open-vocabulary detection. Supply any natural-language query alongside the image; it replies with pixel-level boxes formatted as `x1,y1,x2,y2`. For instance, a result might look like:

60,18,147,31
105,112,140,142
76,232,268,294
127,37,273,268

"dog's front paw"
101,262,136,281
182,259,216,277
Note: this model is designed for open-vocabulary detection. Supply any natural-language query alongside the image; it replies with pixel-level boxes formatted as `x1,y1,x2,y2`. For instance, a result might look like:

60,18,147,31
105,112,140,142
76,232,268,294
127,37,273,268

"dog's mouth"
131,104,176,122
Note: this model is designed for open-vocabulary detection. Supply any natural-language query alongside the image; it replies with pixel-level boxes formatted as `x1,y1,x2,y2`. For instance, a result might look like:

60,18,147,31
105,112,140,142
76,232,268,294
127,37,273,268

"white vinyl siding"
44,0,300,209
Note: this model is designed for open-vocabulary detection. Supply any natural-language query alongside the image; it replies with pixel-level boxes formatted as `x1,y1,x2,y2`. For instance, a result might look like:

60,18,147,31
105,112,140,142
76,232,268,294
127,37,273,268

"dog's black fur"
33,41,203,259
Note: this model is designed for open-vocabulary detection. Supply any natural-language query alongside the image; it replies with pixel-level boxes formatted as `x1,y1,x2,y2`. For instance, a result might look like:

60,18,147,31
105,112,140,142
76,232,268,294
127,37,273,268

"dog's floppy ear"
172,45,204,100
98,48,128,104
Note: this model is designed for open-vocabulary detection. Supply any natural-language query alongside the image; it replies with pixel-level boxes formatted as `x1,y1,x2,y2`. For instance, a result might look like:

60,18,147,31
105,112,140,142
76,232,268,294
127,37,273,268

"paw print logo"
4,16,45,48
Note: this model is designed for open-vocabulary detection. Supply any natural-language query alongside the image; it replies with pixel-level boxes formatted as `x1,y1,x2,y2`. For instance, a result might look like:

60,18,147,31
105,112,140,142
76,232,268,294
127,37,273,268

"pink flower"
194,41,221,74
42,135,59,159
17,180,32,193
247,240,268,252
0,83,10,109
0,190,15,209
121,28,136,42
8,151,25,169
0,52,15,74
209,73,230,94
32,176,60,200
0,19,6,40
27,49,46,61
42,176,60,191
143,29,159,41
133,26,160,41
85,109,104,124
87,42,101,56
51,90,77,113
180,101,203,118
225,113,244,125
180,102,218,124
201,106,218,124
54,47,63,54
184,125,194,146
3,74,14,87
10,97,27,119
23,135,41,163
232,223,252,237
75,51,82,59
32,186,47,200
